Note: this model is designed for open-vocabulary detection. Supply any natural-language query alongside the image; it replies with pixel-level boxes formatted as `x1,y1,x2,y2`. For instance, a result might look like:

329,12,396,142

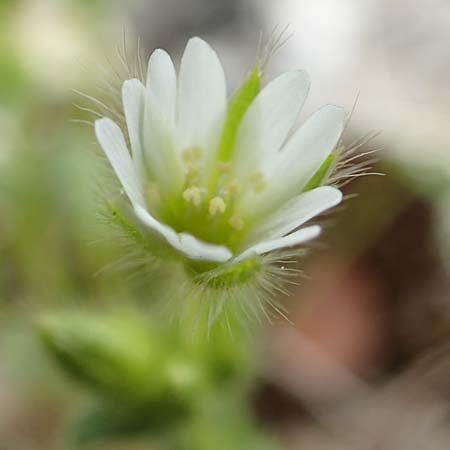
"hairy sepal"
217,66,262,162
103,201,304,330
304,151,338,191
175,251,304,330
106,199,181,261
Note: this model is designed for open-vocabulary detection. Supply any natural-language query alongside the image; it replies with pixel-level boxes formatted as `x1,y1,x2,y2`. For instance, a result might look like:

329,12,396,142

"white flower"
95,37,344,266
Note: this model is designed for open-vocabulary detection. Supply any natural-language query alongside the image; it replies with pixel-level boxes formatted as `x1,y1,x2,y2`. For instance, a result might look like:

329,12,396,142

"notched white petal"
238,104,345,218
178,36,227,152
235,225,321,262
275,104,345,190
247,186,342,243
122,79,145,179
146,48,177,124
234,70,310,178
95,118,145,207
143,64,183,194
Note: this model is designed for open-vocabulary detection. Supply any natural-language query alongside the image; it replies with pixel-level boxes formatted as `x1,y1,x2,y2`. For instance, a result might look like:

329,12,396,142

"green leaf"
37,312,163,401
71,401,150,448
37,312,212,408
70,399,187,448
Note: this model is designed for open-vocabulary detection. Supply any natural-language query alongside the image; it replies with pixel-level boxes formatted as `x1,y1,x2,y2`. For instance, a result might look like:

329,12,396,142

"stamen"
249,171,266,193
229,215,244,231
223,179,241,196
182,147,202,163
186,165,201,183
209,197,226,216
182,186,204,207
183,148,203,185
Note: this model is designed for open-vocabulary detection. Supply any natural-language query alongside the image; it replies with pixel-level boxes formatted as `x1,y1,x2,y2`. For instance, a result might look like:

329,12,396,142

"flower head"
95,37,344,269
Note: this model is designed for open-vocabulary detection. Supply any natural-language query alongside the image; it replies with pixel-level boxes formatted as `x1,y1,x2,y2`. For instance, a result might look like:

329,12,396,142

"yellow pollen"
182,147,202,163
186,165,201,182
182,186,203,207
183,148,204,184
209,197,226,216
224,179,241,196
249,171,266,193
229,215,244,231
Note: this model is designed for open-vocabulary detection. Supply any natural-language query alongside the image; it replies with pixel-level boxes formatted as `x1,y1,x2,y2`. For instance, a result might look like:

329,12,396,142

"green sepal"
303,152,337,191
108,202,143,245
106,201,180,261
188,255,263,286
217,66,262,162
177,253,291,331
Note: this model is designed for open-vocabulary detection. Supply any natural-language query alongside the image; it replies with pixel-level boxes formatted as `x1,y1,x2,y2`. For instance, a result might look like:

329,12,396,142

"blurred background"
1,0,450,449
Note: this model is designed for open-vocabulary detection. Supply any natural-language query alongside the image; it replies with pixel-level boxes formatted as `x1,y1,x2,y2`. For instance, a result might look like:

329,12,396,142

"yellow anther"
182,186,203,207
209,197,226,216
229,215,244,231
224,179,241,196
186,165,201,182
249,171,266,193
182,147,202,163
183,148,203,185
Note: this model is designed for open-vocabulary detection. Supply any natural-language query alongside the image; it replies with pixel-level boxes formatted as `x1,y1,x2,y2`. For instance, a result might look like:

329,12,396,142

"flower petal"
238,105,345,218
122,79,145,181
235,225,321,262
272,105,345,188
233,71,310,178
177,37,227,153
95,118,145,207
146,49,177,125
134,204,181,247
178,233,233,262
134,205,233,263
246,186,342,244
143,52,183,195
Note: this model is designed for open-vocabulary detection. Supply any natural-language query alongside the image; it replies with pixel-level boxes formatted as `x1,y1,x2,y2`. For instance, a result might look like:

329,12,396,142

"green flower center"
148,156,266,251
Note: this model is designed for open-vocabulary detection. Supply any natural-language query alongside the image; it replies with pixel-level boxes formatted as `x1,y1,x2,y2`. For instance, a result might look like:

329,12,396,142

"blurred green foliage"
36,310,271,448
